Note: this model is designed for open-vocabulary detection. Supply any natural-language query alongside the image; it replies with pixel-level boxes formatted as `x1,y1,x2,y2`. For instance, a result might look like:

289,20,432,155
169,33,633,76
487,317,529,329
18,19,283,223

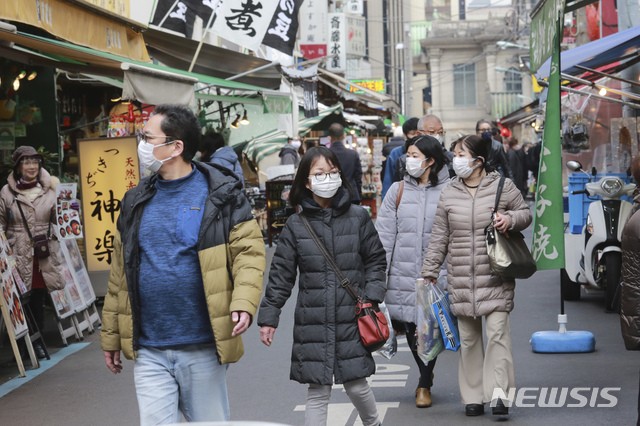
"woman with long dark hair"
375,135,450,408
258,146,387,426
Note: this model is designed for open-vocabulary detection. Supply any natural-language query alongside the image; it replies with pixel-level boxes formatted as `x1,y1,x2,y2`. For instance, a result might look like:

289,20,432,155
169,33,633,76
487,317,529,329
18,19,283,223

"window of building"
453,63,476,106
504,67,522,93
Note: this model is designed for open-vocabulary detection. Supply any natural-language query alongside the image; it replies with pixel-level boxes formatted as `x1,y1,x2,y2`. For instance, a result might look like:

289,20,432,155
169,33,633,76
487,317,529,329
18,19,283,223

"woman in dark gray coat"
258,147,387,426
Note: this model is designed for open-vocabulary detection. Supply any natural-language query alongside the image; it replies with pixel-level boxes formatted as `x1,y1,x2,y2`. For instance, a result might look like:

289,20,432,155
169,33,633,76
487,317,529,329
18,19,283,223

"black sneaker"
33,343,47,360
492,398,509,416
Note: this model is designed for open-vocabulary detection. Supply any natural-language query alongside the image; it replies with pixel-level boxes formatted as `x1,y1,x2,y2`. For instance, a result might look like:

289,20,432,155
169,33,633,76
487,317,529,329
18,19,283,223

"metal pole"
188,10,217,72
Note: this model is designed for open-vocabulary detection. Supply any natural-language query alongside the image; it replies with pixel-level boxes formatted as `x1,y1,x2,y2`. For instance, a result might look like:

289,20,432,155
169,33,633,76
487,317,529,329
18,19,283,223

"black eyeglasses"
309,171,340,181
136,131,175,144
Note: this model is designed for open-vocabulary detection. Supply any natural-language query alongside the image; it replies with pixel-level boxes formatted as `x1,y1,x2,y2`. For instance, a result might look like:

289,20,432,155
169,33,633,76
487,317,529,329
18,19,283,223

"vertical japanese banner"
78,137,139,272
532,14,564,270
327,13,346,72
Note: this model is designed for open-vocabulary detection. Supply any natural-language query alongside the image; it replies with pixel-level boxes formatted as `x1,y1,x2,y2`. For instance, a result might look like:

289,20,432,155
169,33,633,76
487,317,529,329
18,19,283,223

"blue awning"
535,26,640,80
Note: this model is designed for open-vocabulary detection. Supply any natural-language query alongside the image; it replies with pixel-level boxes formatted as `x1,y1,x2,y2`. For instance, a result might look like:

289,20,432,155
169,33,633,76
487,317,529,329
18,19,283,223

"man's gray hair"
417,114,443,131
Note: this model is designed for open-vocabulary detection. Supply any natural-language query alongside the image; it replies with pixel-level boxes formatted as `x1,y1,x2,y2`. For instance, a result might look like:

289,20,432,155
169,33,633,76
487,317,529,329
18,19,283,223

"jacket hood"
209,146,239,164
7,168,55,193
279,145,298,158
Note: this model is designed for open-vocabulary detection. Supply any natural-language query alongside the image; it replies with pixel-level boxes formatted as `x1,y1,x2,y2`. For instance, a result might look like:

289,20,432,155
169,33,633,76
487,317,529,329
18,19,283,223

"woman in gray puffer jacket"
375,135,450,409
258,147,387,426
421,135,531,418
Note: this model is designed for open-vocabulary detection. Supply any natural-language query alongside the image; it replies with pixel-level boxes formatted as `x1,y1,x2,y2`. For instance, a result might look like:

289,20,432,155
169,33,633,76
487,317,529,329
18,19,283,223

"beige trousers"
305,378,380,426
457,311,515,404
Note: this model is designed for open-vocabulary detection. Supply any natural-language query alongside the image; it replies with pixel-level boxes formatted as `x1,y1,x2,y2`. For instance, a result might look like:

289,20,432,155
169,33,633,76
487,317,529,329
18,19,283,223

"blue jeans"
134,344,229,425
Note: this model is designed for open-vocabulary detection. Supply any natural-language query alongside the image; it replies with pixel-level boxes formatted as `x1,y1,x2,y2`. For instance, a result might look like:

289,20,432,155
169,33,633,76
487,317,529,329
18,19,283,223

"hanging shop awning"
0,1,150,62
498,99,541,127
535,26,640,80
243,103,344,164
143,28,282,89
318,68,401,111
0,27,290,108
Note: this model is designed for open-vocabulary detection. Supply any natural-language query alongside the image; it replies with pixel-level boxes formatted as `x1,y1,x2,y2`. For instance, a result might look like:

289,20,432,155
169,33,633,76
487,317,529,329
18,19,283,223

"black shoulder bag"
300,215,389,352
17,201,52,259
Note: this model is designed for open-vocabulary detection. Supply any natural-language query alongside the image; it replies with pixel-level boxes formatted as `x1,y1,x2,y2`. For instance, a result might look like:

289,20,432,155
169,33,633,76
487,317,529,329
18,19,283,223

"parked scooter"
561,161,636,312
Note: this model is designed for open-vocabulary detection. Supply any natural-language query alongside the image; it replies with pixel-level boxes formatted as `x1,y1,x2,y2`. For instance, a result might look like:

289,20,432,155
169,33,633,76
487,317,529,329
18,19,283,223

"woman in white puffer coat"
375,135,450,409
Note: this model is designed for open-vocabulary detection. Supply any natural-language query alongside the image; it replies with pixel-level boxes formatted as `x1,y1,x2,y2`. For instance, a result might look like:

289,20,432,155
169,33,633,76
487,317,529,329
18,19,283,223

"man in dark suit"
328,123,362,204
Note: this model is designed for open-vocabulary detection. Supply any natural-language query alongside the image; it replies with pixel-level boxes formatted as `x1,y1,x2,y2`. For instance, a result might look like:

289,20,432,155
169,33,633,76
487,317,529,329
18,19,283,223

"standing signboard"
77,136,139,272
0,231,37,375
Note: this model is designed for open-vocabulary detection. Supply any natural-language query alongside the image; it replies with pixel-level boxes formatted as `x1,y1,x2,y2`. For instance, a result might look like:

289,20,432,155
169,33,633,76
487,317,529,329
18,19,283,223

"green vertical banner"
532,14,565,270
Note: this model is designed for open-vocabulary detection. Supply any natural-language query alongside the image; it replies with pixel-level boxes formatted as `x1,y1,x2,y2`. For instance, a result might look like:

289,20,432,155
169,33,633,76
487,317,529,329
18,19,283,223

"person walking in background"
328,123,362,204
101,104,265,425
417,114,455,178
475,119,512,179
199,131,245,187
421,134,531,418
505,138,528,198
375,135,450,409
0,145,66,359
279,136,301,167
381,117,419,199
258,146,387,426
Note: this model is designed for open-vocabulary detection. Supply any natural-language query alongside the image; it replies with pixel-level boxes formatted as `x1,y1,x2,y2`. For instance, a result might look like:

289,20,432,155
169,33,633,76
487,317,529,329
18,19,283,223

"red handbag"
355,300,390,352
301,216,389,352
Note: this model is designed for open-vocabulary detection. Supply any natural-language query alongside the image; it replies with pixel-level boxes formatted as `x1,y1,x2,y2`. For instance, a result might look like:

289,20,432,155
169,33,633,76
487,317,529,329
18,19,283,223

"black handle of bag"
485,176,506,245
300,215,360,302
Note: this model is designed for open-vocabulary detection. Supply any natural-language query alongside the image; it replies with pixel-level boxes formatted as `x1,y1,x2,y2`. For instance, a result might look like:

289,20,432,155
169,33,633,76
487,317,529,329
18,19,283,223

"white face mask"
433,134,445,145
406,157,428,178
137,139,175,173
309,174,342,199
290,139,301,149
452,156,478,179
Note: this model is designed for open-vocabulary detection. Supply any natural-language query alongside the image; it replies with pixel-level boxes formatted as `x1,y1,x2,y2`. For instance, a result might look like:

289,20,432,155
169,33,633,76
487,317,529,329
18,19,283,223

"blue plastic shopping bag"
430,284,460,352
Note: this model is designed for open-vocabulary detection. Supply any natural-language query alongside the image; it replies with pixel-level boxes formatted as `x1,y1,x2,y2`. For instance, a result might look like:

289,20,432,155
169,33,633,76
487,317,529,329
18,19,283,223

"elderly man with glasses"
101,104,265,425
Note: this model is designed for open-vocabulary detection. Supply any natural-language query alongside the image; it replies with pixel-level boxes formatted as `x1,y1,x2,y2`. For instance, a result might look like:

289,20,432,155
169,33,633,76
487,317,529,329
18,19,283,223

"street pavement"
0,236,638,426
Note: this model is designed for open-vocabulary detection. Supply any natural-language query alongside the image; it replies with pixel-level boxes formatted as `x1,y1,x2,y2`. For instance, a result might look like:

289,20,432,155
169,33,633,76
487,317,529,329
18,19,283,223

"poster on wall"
56,183,84,239
78,136,139,271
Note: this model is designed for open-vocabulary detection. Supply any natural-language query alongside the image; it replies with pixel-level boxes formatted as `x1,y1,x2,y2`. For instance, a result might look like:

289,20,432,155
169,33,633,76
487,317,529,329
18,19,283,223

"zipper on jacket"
470,187,477,319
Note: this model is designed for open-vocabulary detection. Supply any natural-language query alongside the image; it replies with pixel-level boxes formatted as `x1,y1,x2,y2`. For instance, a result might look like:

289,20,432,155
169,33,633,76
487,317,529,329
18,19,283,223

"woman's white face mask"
452,156,479,178
406,157,428,178
309,173,342,198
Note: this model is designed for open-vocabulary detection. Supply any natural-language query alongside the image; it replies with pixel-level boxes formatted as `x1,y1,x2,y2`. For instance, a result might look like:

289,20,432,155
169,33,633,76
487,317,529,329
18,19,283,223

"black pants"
393,320,437,388
27,288,47,333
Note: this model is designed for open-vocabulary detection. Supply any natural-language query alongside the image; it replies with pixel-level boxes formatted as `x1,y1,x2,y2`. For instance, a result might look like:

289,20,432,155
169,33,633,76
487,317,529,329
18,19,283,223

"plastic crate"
567,172,632,234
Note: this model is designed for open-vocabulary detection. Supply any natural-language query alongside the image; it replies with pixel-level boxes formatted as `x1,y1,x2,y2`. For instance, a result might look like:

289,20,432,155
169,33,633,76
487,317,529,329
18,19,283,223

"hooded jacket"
375,167,450,323
621,210,640,350
279,145,300,167
257,188,387,385
207,147,244,187
421,172,531,317
0,169,65,291
100,162,265,363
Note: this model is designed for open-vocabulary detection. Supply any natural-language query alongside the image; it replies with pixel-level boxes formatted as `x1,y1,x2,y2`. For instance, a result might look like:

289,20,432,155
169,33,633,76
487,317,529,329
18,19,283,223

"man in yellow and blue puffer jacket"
100,104,265,425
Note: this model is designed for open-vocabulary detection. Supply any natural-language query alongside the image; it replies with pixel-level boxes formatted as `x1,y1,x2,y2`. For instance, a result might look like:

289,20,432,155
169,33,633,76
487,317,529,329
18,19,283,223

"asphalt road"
0,242,638,426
